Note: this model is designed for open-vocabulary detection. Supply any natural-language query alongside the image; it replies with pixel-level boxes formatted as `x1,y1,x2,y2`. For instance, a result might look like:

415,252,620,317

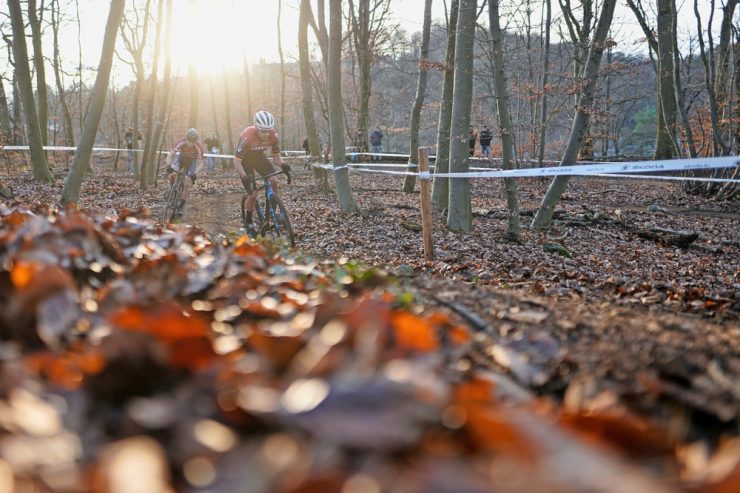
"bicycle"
161,167,191,223
240,169,295,247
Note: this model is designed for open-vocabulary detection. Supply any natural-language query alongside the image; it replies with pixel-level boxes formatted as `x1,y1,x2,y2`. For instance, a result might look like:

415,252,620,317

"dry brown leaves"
0,199,738,493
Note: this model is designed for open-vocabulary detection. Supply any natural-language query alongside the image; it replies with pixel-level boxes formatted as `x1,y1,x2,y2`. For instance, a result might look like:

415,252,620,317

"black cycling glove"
281,164,291,174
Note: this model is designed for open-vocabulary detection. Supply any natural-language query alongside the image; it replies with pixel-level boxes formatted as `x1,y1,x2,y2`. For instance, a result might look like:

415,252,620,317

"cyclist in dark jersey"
234,111,290,235
166,127,204,219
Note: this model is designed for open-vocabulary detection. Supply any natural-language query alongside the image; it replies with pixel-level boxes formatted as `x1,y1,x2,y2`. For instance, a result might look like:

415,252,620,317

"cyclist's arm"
233,156,247,179
272,151,283,169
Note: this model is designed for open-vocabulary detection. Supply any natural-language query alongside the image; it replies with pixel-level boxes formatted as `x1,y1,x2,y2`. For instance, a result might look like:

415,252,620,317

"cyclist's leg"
182,160,196,202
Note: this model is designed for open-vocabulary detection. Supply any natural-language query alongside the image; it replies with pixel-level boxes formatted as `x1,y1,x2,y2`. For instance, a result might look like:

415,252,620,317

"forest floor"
1,152,739,492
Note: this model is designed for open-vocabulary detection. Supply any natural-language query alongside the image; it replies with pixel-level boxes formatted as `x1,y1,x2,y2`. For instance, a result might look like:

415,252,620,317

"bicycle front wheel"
161,178,182,223
269,196,295,247
241,193,266,235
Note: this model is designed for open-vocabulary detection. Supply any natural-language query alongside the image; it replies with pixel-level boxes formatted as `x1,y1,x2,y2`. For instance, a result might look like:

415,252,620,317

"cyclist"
234,110,290,237
166,127,204,220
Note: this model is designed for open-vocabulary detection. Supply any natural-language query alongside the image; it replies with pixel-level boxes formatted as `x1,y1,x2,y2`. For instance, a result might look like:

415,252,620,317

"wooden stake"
418,147,434,261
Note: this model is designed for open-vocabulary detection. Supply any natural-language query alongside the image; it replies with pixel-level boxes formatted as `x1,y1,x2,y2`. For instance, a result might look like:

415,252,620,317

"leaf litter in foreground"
0,203,737,492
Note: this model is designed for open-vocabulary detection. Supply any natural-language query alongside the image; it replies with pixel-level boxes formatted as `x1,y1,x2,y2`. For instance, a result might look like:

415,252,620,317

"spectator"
124,126,143,175
479,126,493,159
468,126,477,157
302,137,310,155
370,125,384,162
204,133,221,172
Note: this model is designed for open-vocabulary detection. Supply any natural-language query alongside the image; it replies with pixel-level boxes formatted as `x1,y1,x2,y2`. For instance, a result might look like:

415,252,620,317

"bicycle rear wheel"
268,195,295,247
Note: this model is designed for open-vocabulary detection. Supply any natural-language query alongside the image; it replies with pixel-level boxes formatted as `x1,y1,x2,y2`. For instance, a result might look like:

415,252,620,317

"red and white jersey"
172,139,203,161
235,126,280,159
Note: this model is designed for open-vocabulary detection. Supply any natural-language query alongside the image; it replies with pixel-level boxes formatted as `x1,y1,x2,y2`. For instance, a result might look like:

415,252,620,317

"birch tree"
446,0,476,232
8,0,52,182
328,0,360,213
62,0,125,205
532,0,617,230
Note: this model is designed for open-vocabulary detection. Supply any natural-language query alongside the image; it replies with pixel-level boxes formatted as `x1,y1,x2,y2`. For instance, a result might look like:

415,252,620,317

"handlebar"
259,168,292,185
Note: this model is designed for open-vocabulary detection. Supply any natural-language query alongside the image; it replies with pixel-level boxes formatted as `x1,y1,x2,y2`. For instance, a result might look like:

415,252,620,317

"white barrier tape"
419,171,432,180
429,156,740,179
591,173,740,184
311,155,738,180
314,163,350,171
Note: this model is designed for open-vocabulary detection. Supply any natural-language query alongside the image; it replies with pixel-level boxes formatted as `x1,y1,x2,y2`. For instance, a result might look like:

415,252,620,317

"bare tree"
139,0,164,188
328,0,360,213
50,0,75,147
8,0,52,182
277,0,286,139
694,0,731,156
0,77,11,137
144,0,173,184
119,0,153,180
432,0,459,211
489,0,520,241
347,0,392,152
187,0,198,129
532,0,617,230
27,0,48,147
537,0,552,166
61,0,125,204
298,0,327,190
446,0,476,232
402,0,433,193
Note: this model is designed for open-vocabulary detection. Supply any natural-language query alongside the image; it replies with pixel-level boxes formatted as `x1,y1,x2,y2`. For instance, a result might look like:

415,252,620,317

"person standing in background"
479,126,493,159
204,133,221,172
370,126,384,162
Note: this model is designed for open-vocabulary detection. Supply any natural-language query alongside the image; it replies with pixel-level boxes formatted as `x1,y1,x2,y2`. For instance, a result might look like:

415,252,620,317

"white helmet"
254,111,275,131
185,128,199,141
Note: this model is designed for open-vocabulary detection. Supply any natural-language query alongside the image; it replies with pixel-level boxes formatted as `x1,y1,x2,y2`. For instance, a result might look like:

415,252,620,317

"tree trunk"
694,0,730,156
532,0,616,230
714,0,738,147
431,0,459,211
140,0,164,188
654,0,677,158
187,0,199,129
402,0,433,193
446,0,476,233
8,0,52,182
328,0,359,213
0,78,11,137
11,75,23,145
537,0,551,166
347,0,373,154
489,0,520,241
277,0,287,140
221,68,234,154
671,0,696,158
51,0,75,147
147,0,173,184
27,0,48,147
61,0,125,205
299,0,326,189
